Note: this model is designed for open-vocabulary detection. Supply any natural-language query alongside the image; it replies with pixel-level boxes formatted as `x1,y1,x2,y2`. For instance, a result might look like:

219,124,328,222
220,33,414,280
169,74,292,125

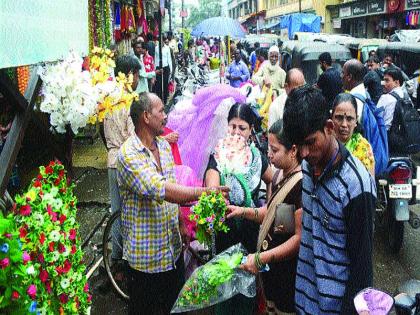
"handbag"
273,203,296,234
257,171,302,250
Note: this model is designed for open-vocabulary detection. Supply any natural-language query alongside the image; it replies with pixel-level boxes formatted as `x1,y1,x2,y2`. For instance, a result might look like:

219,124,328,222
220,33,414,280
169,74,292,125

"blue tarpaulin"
280,13,321,39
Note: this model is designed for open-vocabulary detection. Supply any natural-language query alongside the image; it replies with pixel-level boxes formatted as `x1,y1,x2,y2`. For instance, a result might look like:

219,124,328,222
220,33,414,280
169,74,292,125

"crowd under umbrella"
192,16,247,83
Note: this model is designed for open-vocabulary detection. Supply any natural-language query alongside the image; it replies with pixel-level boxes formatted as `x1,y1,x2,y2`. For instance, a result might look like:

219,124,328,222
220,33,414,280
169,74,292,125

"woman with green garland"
227,119,303,315
331,93,375,176
204,103,273,315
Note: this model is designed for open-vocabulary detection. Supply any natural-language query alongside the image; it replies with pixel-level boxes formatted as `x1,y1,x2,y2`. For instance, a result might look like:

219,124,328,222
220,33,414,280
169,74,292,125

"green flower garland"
0,161,91,314
104,0,112,47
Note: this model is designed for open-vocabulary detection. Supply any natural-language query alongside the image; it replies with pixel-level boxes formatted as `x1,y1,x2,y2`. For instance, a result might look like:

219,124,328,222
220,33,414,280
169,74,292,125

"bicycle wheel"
102,210,129,300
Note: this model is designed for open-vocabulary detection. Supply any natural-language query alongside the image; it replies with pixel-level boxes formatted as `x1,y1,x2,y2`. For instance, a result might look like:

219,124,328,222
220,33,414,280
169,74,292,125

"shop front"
329,0,420,38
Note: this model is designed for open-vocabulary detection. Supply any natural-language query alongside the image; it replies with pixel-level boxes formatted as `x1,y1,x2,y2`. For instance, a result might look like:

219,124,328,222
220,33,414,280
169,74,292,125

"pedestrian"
227,119,303,315
142,42,156,92
342,59,368,122
117,92,228,315
268,68,306,128
377,68,409,131
225,49,250,88
252,45,286,93
316,52,343,109
146,32,155,59
283,86,375,315
154,36,173,104
132,41,158,94
103,55,140,274
205,103,273,315
366,55,384,80
249,42,260,74
253,48,267,75
332,93,375,175
364,56,383,104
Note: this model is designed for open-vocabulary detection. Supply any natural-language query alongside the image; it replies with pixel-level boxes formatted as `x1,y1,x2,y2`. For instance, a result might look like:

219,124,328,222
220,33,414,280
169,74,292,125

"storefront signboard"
352,2,367,15
340,6,352,18
368,0,386,13
407,0,420,9
333,18,342,29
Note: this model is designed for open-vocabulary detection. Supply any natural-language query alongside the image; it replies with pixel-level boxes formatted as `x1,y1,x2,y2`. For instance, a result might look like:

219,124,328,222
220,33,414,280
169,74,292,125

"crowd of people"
100,34,419,315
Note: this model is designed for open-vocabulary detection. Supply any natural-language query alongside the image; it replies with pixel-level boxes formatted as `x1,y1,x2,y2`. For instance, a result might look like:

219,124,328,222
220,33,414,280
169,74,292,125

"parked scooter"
376,156,420,253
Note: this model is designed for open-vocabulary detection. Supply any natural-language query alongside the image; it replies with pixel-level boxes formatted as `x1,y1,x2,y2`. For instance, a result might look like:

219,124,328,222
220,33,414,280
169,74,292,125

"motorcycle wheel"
388,215,404,254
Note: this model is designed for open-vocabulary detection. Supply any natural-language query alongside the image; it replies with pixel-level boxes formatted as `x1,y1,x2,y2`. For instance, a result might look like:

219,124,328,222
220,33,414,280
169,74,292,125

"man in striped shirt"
283,86,376,314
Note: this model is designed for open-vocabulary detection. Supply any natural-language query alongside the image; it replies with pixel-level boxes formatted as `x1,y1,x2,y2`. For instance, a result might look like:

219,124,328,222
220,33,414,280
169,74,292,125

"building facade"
327,0,420,38
228,0,343,34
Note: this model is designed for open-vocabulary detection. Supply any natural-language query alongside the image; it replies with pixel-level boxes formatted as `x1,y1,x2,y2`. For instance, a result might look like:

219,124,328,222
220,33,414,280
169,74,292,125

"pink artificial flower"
84,283,89,293
4,233,12,239
38,253,45,264
45,166,53,175
19,227,27,239
62,259,72,273
22,251,31,265
0,257,10,269
58,243,66,254
71,245,77,254
69,229,76,241
45,281,52,294
27,284,37,299
48,242,55,252
19,204,31,216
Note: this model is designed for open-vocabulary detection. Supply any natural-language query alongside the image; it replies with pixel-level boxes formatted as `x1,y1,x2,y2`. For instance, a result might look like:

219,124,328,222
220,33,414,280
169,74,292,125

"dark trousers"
154,66,170,104
127,257,185,315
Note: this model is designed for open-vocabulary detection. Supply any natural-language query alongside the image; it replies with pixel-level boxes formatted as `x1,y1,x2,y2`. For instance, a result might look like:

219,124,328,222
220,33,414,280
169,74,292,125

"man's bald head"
342,59,365,90
285,68,306,95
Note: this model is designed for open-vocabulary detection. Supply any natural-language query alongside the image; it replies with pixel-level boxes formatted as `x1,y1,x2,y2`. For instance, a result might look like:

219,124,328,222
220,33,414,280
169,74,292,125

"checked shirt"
117,134,182,273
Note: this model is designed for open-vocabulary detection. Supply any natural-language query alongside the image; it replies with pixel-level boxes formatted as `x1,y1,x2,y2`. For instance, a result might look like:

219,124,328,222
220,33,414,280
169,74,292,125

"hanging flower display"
38,52,99,134
86,46,139,124
189,192,229,246
0,160,91,314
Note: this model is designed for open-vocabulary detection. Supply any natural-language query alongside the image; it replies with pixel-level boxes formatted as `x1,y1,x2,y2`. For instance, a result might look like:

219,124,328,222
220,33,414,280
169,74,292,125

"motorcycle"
376,155,420,253
354,280,420,314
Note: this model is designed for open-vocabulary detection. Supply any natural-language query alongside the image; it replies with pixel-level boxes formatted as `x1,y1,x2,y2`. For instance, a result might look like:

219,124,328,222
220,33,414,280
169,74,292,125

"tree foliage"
186,0,222,28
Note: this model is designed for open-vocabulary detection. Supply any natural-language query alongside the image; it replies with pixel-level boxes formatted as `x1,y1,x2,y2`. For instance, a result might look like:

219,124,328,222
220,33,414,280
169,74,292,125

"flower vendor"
116,92,228,314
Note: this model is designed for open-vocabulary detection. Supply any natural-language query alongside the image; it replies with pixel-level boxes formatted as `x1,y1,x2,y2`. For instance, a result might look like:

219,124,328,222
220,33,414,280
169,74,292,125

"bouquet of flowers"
189,192,229,246
86,46,138,124
171,244,256,313
214,134,255,207
0,161,91,314
38,51,99,134
214,134,252,175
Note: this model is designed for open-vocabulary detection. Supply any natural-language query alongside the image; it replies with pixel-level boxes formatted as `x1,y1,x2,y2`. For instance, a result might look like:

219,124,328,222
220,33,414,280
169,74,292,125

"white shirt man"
155,42,173,75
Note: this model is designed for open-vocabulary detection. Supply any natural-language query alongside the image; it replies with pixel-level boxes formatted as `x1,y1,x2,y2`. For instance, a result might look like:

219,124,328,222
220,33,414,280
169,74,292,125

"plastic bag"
171,243,256,313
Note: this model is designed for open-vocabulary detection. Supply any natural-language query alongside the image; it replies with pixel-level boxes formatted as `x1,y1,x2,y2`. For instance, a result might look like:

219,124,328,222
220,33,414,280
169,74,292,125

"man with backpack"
377,68,420,154
344,59,389,175
342,59,368,122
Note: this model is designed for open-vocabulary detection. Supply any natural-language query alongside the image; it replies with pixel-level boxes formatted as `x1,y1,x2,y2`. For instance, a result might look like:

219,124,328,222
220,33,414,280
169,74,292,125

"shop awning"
261,19,281,30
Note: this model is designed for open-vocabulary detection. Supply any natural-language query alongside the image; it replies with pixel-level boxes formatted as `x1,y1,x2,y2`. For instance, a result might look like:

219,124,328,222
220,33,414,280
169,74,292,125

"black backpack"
389,91,420,154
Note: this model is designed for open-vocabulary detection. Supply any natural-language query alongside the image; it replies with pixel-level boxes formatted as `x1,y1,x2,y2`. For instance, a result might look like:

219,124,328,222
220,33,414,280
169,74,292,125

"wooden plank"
0,70,28,112
0,67,43,197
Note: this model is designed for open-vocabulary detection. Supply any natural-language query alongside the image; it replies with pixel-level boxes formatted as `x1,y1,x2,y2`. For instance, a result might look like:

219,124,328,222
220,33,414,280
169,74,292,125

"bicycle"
102,209,211,300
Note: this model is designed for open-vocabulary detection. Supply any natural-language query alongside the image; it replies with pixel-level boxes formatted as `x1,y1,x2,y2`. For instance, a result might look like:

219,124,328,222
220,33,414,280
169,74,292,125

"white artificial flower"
33,213,45,226
60,278,70,289
26,265,36,275
51,251,60,262
49,230,60,242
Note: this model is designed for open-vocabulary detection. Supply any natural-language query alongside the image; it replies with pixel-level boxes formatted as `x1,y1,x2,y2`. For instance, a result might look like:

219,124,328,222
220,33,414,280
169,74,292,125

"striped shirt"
295,143,376,315
117,135,182,273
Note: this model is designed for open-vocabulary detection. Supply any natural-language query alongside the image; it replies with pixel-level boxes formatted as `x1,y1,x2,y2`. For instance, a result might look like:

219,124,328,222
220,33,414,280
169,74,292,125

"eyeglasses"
333,114,356,123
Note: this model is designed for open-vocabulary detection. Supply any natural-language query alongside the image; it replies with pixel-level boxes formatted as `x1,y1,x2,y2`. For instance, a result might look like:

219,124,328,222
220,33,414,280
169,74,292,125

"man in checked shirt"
117,92,228,314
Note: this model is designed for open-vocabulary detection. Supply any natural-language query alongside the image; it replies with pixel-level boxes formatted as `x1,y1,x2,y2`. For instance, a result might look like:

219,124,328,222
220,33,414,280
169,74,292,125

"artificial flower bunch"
0,212,37,314
87,46,138,124
38,51,99,134
172,244,255,313
214,134,252,175
0,161,91,314
189,192,229,245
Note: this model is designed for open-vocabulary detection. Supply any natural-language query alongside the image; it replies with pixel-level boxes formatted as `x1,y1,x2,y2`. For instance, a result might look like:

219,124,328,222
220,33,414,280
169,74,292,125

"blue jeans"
108,168,122,260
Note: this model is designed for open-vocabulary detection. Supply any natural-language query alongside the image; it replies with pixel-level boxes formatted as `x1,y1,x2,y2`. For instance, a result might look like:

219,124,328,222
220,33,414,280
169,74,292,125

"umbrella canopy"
191,16,247,38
